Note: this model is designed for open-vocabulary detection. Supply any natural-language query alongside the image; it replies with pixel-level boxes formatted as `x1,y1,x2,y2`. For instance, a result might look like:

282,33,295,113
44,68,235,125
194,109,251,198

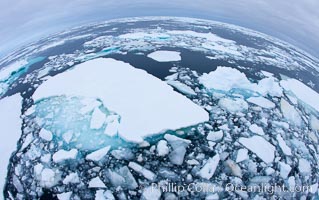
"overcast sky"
0,0,318,59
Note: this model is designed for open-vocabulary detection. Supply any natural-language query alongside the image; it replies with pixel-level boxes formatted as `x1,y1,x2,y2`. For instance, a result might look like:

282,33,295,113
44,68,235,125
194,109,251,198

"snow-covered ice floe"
0,94,22,198
147,50,181,62
33,58,208,143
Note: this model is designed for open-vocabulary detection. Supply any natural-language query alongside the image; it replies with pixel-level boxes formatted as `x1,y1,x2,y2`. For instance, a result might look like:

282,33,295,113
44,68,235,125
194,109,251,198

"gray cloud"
0,0,318,59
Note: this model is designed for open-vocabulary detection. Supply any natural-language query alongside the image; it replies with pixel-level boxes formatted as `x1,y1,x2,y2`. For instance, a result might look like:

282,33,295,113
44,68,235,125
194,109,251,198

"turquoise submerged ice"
1,17,319,199
32,96,125,150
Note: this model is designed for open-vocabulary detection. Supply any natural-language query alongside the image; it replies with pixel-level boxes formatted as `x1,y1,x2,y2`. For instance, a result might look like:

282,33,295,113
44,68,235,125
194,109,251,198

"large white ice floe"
280,78,319,112
0,94,22,198
199,66,282,97
238,136,275,164
33,58,209,142
147,50,181,62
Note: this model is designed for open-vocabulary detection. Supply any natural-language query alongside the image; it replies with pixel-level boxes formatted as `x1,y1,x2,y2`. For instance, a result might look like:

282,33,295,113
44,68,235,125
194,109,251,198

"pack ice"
33,58,209,143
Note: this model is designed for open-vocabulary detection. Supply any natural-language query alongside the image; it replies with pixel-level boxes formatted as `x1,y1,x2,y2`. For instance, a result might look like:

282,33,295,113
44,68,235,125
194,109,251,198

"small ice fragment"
280,99,302,126
276,135,292,156
249,124,264,135
279,162,291,179
128,162,156,181
157,140,169,156
53,149,78,163
63,173,80,184
239,136,275,164
298,158,311,176
198,154,220,180
247,96,275,109
39,128,53,141
167,80,196,96
236,148,248,163
206,130,223,141
88,177,106,188
86,146,111,162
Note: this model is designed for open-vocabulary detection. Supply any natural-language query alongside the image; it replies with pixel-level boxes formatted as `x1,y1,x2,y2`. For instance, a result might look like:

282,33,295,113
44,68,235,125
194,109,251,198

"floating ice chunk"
104,115,120,136
157,140,169,156
39,128,53,141
187,159,200,165
89,177,106,188
205,193,220,200
164,134,191,165
105,166,138,189
0,94,22,197
218,98,248,113
239,136,275,163
249,124,264,135
280,78,319,112
111,148,134,160
199,67,282,97
257,77,282,97
279,162,291,179
198,154,220,180
63,172,80,184
90,108,106,129
247,97,275,109
36,168,60,188
86,145,111,162
167,80,196,95
147,50,181,62
141,186,161,200
310,115,319,131
57,192,72,200
298,158,311,176
276,135,292,156
95,190,115,200
225,159,242,178
199,67,254,92
236,148,249,163
206,130,223,141
53,149,78,163
33,58,208,143
128,162,156,181
280,99,302,126
104,190,115,200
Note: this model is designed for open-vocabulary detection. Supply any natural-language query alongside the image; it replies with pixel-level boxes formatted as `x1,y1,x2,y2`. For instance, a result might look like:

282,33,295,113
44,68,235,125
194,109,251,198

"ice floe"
86,145,111,162
218,97,248,113
280,99,302,126
0,94,22,197
281,78,319,112
248,124,264,135
167,80,196,95
246,96,275,109
52,149,78,163
33,58,208,142
238,136,275,164
198,154,220,180
147,50,181,62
